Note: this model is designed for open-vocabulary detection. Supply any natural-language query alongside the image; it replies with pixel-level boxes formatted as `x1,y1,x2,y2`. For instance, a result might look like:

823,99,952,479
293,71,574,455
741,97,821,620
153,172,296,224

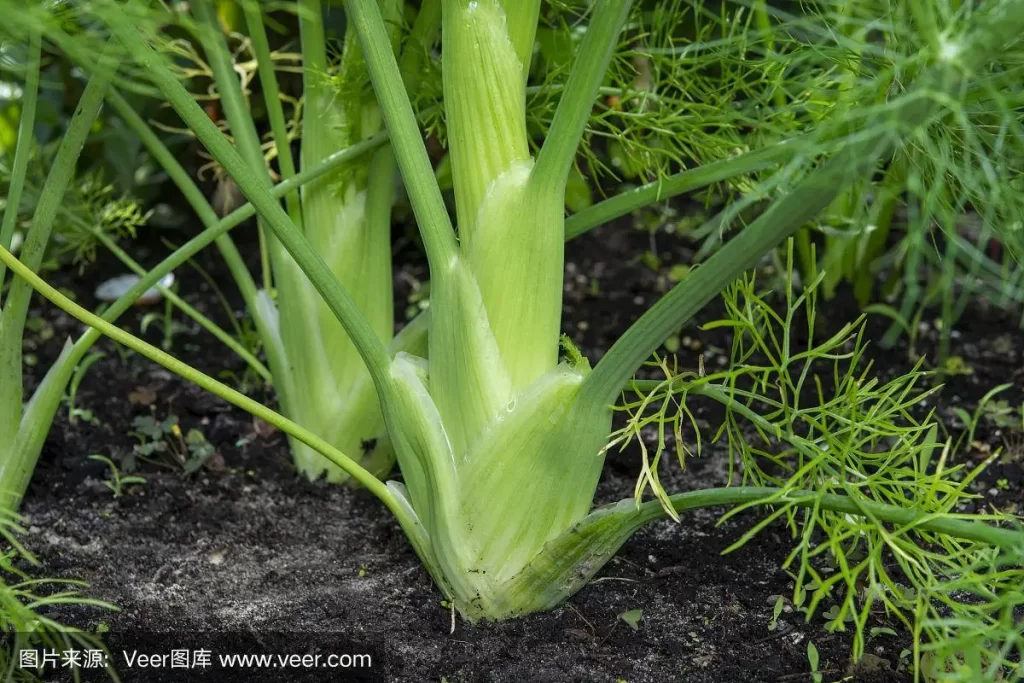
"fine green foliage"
0,512,118,682
689,0,1024,358
915,547,1024,681
619,244,1024,669
0,31,154,275
0,163,151,272
1,3,1022,677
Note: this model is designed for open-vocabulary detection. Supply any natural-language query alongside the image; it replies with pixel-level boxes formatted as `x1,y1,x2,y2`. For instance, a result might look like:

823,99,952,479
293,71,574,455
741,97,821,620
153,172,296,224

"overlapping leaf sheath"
370,0,622,619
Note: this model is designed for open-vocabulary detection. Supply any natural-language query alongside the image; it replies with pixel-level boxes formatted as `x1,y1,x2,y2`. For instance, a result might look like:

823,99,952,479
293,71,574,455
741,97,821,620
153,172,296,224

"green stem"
533,0,634,191
242,0,302,225
440,0,531,244
0,243,425,544
939,225,958,365
297,0,331,149
343,0,457,268
852,156,905,308
0,31,41,301
104,9,394,388
104,90,284,385
498,0,541,81
752,0,786,111
585,131,892,406
628,379,784,438
634,487,1024,552
190,0,272,167
193,0,279,289
564,140,807,240
91,228,272,381
882,197,925,349
400,0,441,92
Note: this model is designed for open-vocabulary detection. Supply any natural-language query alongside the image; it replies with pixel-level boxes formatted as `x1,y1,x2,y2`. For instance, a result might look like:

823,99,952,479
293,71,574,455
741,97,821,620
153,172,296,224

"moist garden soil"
17,217,1024,683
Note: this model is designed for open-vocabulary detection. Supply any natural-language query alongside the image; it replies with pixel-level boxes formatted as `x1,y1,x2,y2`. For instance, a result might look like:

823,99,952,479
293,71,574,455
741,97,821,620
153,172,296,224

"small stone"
95,273,175,305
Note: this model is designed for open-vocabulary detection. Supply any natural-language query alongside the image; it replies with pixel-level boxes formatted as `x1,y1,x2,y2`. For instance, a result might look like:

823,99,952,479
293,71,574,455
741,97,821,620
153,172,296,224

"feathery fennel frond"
0,158,151,271
618,244,1024,670
688,0,1024,271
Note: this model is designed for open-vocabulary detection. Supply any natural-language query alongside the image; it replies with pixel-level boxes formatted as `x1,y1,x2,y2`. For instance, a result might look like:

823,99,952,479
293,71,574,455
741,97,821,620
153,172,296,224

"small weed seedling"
87,454,146,498
807,641,822,683
140,297,190,351
129,414,216,474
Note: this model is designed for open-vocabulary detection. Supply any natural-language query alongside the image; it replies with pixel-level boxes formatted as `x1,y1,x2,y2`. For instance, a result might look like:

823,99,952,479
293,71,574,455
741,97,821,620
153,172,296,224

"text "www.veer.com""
122,649,372,669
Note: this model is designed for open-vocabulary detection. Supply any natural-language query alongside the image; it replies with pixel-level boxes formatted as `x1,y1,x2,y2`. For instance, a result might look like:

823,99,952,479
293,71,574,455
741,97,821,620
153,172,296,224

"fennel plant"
74,0,760,484
102,0,419,483
1,0,1023,673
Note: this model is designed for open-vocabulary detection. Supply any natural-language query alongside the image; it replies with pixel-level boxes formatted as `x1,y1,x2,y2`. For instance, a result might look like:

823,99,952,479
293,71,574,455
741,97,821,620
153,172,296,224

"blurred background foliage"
1,0,1021,360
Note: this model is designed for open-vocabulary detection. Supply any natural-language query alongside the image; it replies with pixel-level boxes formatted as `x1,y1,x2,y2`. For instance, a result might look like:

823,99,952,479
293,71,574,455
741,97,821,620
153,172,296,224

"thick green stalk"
343,0,458,267
193,0,281,290
436,0,634,395
297,0,333,154
0,31,41,300
0,47,116,470
277,0,404,481
533,0,634,192
441,0,531,247
104,9,394,390
436,0,562,393
473,0,634,391
498,0,541,81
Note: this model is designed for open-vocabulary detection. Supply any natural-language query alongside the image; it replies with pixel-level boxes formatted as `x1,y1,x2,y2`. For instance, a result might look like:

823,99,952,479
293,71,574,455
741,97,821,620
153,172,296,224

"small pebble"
94,273,175,305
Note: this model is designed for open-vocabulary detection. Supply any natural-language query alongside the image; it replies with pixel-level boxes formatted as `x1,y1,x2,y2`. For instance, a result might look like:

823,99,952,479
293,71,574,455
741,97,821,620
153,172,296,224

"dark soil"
15,218,1024,683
